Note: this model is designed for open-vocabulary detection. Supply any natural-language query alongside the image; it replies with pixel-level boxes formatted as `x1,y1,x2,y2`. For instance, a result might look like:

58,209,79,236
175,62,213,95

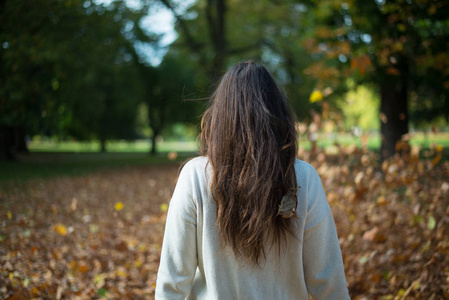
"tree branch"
157,0,204,52
227,39,265,55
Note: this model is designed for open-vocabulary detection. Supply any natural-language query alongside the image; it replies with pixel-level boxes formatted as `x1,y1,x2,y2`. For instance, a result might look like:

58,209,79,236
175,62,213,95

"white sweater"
156,157,350,300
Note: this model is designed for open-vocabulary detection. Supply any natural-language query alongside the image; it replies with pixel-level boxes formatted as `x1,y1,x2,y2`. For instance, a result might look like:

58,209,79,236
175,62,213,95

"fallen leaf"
160,203,168,212
363,226,379,242
53,224,67,236
70,198,78,211
114,202,124,211
427,216,436,230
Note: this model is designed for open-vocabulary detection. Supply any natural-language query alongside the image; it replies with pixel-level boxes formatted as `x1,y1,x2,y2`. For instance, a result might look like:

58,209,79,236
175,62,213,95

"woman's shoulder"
182,156,209,170
178,156,210,179
294,158,319,175
294,158,323,186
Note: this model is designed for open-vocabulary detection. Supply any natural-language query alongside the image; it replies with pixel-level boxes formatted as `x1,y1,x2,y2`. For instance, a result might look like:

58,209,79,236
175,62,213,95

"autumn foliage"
1,148,448,299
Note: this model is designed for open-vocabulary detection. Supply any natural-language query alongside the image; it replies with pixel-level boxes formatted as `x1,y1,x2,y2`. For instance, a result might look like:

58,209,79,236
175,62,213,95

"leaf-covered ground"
1,148,448,299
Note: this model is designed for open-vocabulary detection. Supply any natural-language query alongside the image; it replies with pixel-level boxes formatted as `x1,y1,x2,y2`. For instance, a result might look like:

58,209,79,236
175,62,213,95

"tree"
300,0,449,158
149,0,448,161
156,0,327,122
136,54,199,154
0,0,150,158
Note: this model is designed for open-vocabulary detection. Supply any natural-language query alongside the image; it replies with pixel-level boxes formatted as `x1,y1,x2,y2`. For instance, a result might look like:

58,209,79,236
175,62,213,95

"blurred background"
1,1,449,298
1,0,448,165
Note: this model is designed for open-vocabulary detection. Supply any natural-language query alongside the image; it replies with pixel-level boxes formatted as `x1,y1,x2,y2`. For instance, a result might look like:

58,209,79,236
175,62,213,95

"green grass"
298,132,449,150
1,140,199,184
0,152,196,184
2,132,448,184
28,140,198,153
29,133,449,153
408,132,449,148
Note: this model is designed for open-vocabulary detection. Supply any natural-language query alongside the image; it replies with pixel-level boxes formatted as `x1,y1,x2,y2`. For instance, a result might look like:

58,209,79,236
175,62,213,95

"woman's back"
156,157,349,299
155,61,349,299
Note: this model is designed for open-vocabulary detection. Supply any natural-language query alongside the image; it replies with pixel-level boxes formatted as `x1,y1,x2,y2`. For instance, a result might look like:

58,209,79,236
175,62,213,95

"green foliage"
165,0,328,120
138,53,201,153
0,0,151,151
338,83,380,130
345,0,449,122
2,0,447,158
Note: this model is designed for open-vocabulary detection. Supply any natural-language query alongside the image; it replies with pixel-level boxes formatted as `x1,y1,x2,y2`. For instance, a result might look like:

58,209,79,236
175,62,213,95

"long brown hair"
200,61,298,264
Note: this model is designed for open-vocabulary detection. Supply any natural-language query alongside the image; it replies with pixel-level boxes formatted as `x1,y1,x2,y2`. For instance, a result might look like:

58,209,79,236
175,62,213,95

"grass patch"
3,132,448,183
0,152,197,184
28,140,198,153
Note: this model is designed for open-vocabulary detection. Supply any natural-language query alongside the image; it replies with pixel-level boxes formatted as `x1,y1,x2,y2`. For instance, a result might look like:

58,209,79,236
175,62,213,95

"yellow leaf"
135,259,143,268
431,153,442,167
114,202,124,211
7,211,12,220
53,224,67,236
116,268,127,278
377,196,388,206
309,90,323,103
436,145,444,153
94,274,105,288
31,287,39,296
397,288,405,297
160,203,168,212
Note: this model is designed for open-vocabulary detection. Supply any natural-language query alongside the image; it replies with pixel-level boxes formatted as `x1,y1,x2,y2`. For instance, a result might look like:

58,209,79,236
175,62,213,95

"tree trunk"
148,102,164,156
380,76,408,159
14,127,29,153
206,0,226,77
0,125,16,161
150,133,158,155
100,138,107,153
214,0,226,75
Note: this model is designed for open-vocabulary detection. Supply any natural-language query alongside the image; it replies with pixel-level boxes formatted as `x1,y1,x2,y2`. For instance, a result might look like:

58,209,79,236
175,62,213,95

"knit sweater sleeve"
302,165,350,300
155,162,198,300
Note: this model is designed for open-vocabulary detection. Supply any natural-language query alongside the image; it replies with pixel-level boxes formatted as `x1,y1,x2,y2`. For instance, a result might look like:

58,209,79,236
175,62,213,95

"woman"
156,61,350,299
